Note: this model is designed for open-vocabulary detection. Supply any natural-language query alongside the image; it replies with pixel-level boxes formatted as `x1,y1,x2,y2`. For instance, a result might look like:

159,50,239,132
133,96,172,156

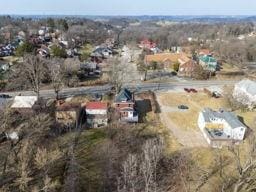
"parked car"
184,88,191,93
0,94,12,99
178,105,189,110
213,129,223,136
190,88,198,93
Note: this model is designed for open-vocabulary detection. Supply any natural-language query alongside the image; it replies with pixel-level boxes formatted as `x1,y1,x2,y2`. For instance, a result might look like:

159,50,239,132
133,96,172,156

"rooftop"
199,55,217,63
114,88,133,103
199,49,212,56
201,108,245,129
80,62,97,69
56,101,81,111
11,96,38,109
145,52,190,63
86,102,108,110
235,79,256,96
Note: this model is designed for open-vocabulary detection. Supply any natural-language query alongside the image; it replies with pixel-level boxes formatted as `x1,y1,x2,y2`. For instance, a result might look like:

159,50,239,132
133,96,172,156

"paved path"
156,93,208,148
120,46,142,83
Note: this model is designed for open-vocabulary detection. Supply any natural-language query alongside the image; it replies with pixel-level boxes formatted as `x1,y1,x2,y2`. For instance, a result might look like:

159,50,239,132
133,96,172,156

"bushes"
50,45,67,58
15,41,35,57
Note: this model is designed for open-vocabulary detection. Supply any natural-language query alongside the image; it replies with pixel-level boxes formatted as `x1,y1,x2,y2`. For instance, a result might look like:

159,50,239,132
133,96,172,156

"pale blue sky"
0,0,256,15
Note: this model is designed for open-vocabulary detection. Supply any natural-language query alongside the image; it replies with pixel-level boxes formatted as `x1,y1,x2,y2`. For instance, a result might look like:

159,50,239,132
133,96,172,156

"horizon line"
1,14,256,17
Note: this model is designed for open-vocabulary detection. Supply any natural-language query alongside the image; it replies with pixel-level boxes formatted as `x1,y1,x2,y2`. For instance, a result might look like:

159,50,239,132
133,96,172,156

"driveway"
156,93,208,148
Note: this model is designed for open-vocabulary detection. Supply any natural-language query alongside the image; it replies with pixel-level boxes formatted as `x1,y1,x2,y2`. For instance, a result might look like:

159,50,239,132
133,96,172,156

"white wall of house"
86,109,107,115
127,111,134,118
232,127,246,140
198,112,205,131
198,111,246,141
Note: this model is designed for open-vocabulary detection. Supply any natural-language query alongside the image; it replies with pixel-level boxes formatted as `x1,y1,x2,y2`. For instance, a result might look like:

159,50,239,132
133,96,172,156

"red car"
184,88,191,93
190,88,198,93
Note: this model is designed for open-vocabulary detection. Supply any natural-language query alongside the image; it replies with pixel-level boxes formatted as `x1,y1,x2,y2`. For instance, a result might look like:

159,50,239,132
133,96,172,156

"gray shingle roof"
114,88,133,103
202,108,245,129
235,79,256,96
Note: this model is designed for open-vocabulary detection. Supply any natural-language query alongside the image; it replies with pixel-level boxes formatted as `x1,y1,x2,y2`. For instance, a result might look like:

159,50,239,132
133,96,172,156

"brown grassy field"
157,90,256,191
158,91,229,131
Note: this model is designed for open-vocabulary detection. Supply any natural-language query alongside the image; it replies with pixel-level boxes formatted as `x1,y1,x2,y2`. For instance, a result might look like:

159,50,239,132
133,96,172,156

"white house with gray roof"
233,79,256,109
198,108,246,147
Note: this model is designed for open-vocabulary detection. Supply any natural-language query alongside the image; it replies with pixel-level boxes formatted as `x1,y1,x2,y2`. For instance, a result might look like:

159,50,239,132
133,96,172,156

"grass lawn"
75,129,107,191
49,129,107,191
236,110,256,128
221,63,240,72
158,91,229,131
158,90,256,191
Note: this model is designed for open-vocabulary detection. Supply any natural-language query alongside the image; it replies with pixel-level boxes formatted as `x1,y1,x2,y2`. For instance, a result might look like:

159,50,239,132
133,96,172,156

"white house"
85,102,108,128
198,108,246,147
11,96,38,110
233,79,256,109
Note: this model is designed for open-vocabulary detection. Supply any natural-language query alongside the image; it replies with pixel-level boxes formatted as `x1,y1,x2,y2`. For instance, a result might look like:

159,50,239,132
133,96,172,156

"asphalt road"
0,80,237,99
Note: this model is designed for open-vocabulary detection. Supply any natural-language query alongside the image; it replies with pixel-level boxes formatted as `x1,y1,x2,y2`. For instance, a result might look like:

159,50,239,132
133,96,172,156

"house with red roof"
178,59,199,77
139,39,157,50
85,102,109,128
198,49,213,57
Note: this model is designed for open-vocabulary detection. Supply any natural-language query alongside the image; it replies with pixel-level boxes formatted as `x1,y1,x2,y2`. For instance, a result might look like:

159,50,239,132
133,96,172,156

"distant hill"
4,15,256,23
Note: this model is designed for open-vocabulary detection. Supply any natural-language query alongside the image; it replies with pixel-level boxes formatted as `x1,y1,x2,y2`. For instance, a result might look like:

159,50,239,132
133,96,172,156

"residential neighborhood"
1,3,256,192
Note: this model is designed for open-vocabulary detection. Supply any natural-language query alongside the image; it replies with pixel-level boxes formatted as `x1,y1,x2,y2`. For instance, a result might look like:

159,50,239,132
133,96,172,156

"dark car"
190,88,198,93
178,105,189,110
213,130,223,136
184,88,191,93
0,94,12,99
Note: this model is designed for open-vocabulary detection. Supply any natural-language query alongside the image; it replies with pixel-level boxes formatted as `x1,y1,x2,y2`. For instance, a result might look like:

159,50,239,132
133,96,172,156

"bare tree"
118,137,164,192
34,147,62,192
15,139,33,192
48,58,64,100
118,154,139,192
109,57,127,93
23,54,46,98
228,136,256,192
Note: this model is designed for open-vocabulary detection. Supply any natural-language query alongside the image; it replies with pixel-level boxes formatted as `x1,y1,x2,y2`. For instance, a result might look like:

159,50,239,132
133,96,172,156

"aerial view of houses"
1,1,256,192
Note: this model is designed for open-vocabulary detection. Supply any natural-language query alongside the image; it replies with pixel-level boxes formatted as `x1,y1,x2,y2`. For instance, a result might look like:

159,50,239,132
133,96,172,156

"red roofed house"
199,49,213,57
139,39,156,50
178,59,199,77
85,102,109,128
